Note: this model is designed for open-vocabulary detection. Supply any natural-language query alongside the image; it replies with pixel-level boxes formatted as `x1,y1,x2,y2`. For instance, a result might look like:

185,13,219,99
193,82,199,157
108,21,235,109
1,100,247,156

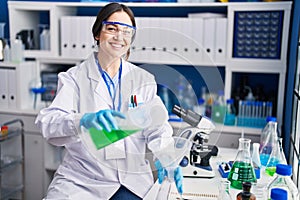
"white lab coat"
35,53,173,199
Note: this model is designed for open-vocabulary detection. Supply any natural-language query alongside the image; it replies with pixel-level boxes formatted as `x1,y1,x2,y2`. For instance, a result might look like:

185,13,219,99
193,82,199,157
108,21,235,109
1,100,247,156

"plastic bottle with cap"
270,188,287,200
212,90,226,124
193,98,206,116
267,164,299,200
224,98,236,126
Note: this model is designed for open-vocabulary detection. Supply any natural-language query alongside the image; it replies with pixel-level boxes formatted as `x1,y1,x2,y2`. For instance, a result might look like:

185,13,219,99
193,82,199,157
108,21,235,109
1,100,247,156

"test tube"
266,102,273,117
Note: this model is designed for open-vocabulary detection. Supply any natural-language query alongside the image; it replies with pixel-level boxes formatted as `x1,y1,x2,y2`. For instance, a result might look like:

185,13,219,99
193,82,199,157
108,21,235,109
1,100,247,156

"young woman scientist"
36,3,183,200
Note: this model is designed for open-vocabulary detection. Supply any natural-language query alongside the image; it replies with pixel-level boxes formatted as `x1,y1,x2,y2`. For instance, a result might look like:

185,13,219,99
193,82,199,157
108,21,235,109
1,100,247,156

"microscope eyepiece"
172,105,202,127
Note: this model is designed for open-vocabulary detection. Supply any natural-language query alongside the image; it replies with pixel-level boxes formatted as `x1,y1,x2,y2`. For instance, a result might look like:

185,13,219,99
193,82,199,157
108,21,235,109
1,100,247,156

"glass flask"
259,120,278,166
267,164,299,200
217,179,232,200
265,138,287,176
228,138,257,189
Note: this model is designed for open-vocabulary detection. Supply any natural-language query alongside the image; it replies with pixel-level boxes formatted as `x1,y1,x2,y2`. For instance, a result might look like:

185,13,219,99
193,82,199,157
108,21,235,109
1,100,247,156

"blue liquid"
260,154,270,166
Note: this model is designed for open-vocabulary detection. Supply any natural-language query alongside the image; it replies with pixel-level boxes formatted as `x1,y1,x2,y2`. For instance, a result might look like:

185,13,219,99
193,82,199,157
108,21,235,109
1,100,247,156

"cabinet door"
24,133,44,200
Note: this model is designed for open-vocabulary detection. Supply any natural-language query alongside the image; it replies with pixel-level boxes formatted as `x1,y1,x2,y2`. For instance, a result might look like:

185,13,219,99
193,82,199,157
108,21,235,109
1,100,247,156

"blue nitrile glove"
154,159,183,195
80,109,125,132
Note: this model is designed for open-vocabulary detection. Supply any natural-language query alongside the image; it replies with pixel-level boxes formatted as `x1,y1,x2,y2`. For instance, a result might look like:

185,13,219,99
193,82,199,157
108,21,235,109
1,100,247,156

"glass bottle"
270,188,287,200
194,98,206,116
252,143,261,179
228,138,257,189
259,120,278,166
236,182,257,200
212,90,226,123
267,164,299,200
259,117,277,149
217,180,232,200
224,98,236,126
265,138,287,176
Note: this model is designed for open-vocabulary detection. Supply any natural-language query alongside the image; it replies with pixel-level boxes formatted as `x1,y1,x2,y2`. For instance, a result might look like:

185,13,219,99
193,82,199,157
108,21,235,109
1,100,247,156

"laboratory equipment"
251,182,267,200
11,35,24,63
265,138,287,176
267,164,299,200
29,79,46,110
148,136,192,196
259,120,278,167
172,105,218,178
39,24,50,50
193,98,205,116
85,97,169,149
0,119,24,199
16,29,34,50
212,90,226,124
270,188,287,200
227,138,257,189
224,98,236,126
252,143,261,179
217,179,232,200
259,117,277,149
3,39,11,62
236,182,256,200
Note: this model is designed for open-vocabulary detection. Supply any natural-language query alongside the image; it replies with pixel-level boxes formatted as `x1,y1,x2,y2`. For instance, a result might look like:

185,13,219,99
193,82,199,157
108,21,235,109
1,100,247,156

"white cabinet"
24,133,44,200
0,62,37,111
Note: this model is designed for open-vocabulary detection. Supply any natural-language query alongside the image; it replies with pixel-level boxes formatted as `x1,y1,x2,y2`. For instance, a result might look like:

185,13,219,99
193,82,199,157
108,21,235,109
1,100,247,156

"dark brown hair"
92,3,136,59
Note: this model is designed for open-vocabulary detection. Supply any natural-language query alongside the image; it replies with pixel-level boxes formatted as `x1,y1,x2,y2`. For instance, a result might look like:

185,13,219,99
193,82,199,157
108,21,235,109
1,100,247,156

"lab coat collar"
86,53,113,108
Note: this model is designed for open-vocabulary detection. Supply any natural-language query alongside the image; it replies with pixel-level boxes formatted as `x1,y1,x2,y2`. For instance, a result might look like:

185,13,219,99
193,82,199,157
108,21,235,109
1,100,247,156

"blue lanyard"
95,57,122,111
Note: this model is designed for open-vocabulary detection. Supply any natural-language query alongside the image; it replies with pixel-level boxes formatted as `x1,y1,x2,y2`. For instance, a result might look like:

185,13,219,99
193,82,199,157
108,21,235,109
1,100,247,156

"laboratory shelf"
1,185,24,200
0,120,24,200
0,156,23,174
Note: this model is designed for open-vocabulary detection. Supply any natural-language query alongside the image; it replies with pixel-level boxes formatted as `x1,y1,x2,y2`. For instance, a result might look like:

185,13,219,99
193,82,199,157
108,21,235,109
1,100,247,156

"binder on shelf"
203,18,216,64
190,18,204,65
7,68,17,109
0,68,8,108
215,18,227,64
60,16,72,58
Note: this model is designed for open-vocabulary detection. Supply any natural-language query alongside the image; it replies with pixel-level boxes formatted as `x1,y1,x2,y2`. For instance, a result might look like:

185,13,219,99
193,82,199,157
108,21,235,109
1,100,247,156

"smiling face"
96,11,133,61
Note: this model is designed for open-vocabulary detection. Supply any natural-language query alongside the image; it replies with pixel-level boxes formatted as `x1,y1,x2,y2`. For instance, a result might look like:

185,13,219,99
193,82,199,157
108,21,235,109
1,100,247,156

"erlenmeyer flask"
228,138,257,189
217,180,232,200
259,120,278,166
265,138,287,176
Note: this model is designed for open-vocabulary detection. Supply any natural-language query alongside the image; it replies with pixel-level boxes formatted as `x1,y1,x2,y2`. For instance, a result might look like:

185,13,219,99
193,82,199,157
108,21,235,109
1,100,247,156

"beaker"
0,23,5,39
227,138,257,189
217,179,232,200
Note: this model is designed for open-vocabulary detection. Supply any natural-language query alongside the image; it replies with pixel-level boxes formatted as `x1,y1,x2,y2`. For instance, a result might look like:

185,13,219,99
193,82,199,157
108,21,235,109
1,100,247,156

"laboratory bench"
145,147,262,200
0,109,262,200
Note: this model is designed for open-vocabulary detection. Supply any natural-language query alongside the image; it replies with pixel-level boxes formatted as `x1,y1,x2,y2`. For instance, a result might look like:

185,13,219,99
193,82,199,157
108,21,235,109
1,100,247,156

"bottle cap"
276,164,292,176
270,188,287,200
198,98,205,105
226,99,234,104
266,116,277,122
242,182,252,192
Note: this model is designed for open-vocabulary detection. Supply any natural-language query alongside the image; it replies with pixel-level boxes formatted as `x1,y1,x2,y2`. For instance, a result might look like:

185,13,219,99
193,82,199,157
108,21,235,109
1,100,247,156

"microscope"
172,105,218,178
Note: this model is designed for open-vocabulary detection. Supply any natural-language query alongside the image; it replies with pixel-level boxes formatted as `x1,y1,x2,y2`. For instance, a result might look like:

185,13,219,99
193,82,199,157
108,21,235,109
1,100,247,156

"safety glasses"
102,21,136,38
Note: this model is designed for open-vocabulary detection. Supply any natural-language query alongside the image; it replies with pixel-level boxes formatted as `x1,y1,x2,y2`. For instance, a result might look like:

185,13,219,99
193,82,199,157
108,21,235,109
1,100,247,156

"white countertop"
144,147,245,200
